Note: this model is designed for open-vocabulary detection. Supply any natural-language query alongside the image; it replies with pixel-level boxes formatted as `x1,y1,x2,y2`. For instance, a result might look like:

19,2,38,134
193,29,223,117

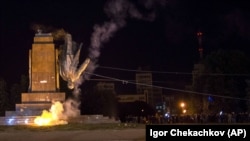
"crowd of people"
148,112,250,124
124,112,250,124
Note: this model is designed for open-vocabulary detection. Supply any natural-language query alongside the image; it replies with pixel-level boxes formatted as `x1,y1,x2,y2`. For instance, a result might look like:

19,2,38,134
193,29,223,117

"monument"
0,30,119,125
3,31,66,125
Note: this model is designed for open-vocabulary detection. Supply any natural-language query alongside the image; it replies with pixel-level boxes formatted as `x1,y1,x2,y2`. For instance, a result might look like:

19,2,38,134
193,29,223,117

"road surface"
0,128,145,141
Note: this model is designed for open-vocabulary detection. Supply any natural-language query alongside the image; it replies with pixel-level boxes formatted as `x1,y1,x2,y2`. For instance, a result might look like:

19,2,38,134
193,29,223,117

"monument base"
0,92,66,125
0,116,36,125
21,92,66,103
0,115,120,125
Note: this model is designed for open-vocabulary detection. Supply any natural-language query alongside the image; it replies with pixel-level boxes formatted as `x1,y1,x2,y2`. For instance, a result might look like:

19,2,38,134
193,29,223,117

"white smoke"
63,98,81,118
86,0,166,76
61,37,86,118
61,74,83,119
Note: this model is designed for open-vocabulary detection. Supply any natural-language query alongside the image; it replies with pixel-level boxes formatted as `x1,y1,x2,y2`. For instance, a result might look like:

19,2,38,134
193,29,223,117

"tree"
191,49,250,114
245,80,250,111
81,86,118,118
8,75,29,111
0,78,8,116
9,83,20,110
117,100,156,123
20,74,29,93
81,87,103,115
99,90,118,118
190,63,207,114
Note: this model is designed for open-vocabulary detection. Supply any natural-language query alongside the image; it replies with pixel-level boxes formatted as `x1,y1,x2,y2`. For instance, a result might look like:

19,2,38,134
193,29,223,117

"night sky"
1,0,250,88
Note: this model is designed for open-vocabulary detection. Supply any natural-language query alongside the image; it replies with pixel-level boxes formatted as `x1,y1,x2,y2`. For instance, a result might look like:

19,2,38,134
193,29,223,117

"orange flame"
34,101,68,126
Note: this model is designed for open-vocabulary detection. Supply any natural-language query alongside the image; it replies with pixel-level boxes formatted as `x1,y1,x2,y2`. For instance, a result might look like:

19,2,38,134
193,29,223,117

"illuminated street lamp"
180,102,185,108
182,109,187,114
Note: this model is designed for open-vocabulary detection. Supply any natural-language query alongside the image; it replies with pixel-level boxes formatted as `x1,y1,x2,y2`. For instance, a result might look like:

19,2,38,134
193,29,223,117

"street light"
182,109,187,114
180,102,185,108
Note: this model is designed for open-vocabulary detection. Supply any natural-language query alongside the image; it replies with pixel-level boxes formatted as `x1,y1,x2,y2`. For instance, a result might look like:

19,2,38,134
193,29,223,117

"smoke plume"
86,0,166,78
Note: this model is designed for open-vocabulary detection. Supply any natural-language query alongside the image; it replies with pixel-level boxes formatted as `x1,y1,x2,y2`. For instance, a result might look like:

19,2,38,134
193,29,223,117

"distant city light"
219,111,223,116
164,113,170,118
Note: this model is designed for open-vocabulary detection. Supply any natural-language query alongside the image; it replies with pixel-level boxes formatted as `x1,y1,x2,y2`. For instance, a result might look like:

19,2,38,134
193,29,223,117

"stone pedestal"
4,33,66,122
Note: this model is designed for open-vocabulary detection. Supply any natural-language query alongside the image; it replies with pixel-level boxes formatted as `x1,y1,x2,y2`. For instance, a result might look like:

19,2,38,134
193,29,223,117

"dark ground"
0,128,145,141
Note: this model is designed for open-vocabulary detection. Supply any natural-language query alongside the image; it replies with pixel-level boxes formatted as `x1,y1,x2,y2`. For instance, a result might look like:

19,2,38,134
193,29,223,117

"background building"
96,82,115,94
135,69,163,108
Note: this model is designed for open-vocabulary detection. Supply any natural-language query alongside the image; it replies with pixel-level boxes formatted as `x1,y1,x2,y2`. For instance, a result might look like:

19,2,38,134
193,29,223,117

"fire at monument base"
0,114,119,126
